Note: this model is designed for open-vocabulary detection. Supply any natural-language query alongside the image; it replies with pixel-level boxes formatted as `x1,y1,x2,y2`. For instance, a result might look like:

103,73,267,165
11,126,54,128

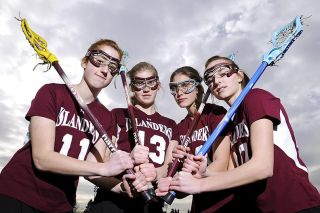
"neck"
75,79,99,104
186,102,197,118
226,87,242,106
135,104,156,115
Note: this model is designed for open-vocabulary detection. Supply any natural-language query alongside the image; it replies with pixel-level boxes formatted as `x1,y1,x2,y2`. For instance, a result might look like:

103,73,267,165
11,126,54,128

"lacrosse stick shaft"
19,17,154,202
197,62,267,155
118,70,157,198
161,89,211,204
52,61,153,202
167,88,211,177
52,62,153,202
197,16,304,156
119,71,142,145
53,61,117,152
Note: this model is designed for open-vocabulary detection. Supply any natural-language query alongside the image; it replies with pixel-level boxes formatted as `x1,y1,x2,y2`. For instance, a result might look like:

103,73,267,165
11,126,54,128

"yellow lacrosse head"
20,18,58,64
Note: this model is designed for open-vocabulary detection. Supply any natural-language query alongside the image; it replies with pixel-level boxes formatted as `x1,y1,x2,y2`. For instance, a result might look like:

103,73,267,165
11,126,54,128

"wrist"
98,162,109,176
203,168,209,178
198,178,205,194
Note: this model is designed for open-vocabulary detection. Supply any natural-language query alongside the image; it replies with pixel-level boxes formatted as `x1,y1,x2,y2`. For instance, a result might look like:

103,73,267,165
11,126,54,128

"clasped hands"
156,145,208,195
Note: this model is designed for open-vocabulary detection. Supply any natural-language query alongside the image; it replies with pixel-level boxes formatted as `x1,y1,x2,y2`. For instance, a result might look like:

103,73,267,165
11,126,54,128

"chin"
177,102,189,108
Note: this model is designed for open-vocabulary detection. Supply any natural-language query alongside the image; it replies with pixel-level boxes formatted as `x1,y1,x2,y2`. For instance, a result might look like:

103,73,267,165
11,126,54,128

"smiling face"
81,44,120,90
205,59,243,105
171,73,198,109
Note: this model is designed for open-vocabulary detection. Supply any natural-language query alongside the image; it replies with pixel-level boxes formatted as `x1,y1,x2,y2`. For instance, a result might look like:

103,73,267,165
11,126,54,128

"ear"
237,70,245,83
81,59,87,69
156,81,161,91
129,83,134,92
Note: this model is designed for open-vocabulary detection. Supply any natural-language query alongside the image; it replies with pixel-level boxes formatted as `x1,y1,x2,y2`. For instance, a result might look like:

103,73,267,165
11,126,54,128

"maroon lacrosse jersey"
0,84,115,212
112,107,177,168
176,104,236,213
230,88,320,212
175,103,226,156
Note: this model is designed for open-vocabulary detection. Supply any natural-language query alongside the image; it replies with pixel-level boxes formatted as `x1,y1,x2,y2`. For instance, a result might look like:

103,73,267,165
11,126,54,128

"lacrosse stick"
161,88,210,204
17,18,153,203
197,16,304,156
119,52,144,146
162,53,236,204
118,53,156,197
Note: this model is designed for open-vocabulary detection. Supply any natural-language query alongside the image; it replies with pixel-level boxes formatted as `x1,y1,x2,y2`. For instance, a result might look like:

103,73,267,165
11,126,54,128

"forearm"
33,151,105,176
86,176,126,194
200,160,272,192
155,165,169,180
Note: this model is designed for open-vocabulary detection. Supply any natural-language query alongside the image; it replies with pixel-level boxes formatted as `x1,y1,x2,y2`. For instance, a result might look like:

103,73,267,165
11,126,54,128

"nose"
100,66,109,77
214,76,222,85
175,87,183,96
142,83,150,92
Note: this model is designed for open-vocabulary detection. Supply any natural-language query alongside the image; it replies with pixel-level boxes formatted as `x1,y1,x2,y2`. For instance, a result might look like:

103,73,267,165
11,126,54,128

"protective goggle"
130,76,159,91
86,50,121,76
169,79,200,96
203,63,238,85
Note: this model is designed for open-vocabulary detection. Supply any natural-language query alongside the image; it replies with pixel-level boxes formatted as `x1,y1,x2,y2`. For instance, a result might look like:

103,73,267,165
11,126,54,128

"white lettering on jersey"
60,133,90,160
139,130,166,165
136,119,172,140
56,107,100,143
179,126,209,144
231,120,250,166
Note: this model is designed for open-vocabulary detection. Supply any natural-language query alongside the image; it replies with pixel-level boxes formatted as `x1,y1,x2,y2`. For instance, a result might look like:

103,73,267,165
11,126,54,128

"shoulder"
111,107,126,114
155,112,177,125
245,88,278,102
243,88,281,126
36,83,66,95
111,107,128,119
111,107,126,113
203,103,227,115
178,115,188,125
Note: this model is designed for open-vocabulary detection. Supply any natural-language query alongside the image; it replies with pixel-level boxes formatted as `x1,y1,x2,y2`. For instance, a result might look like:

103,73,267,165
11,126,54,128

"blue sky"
1,0,319,211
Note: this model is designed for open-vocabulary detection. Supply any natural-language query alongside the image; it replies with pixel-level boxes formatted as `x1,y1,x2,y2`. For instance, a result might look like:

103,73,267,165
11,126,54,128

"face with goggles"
169,79,199,96
130,76,159,92
170,73,200,108
204,62,238,86
205,60,243,104
86,49,121,76
130,69,160,107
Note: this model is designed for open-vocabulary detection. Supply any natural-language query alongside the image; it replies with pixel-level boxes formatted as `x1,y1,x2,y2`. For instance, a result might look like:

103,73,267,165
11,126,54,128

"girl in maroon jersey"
0,39,134,213
86,62,179,213
156,66,233,213
169,56,320,212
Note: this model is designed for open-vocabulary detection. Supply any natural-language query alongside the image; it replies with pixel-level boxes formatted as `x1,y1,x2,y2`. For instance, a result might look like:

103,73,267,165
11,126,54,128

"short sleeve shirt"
112,107,177,168
230,88,320,212
0,84,115,212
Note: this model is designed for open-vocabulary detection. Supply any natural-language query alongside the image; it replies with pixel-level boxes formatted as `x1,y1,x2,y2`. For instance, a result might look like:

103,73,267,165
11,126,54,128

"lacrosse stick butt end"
161,191,176,205
141,190,154,203
147,187,156,197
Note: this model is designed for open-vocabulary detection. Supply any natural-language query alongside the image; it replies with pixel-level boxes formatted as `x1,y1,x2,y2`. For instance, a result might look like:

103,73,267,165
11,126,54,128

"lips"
142,94,152,99
177,98,187,103
95,74,107,80
215,86,226,93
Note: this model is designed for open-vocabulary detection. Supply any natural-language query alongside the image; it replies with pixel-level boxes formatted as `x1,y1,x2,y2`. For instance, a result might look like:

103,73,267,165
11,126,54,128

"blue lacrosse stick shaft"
197,61,268,156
